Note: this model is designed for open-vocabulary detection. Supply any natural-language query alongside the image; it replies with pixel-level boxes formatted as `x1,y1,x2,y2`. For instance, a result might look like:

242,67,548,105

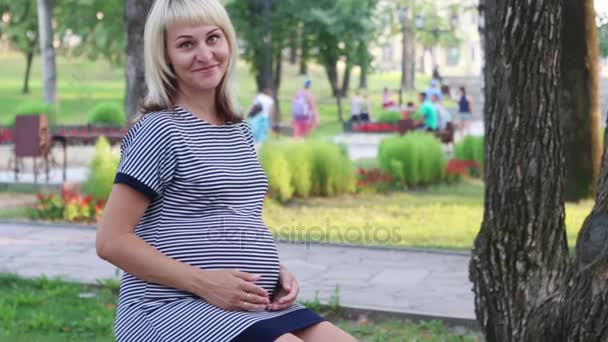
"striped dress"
113,106,324,341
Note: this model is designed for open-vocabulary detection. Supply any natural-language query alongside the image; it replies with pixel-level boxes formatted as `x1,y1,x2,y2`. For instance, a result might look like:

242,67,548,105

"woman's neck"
175,87,221,124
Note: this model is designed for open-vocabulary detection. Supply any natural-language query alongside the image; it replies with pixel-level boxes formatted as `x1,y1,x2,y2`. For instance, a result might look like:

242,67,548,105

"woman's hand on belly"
189,269,271,311
268,264,300,311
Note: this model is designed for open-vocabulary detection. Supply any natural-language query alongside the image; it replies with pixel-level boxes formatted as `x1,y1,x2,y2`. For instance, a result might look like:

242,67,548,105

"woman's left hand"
268,264,300,310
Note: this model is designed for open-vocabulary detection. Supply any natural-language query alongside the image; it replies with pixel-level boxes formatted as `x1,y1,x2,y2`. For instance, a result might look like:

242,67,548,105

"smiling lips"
194,65,218,73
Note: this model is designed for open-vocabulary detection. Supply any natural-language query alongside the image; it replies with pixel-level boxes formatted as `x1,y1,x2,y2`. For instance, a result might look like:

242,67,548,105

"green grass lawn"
0,180,594,251
263,180,592,250
0,274,480,341
0,50,431,137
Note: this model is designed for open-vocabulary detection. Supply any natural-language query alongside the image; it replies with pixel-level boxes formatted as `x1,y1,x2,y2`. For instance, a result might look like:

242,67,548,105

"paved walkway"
0,222,474,320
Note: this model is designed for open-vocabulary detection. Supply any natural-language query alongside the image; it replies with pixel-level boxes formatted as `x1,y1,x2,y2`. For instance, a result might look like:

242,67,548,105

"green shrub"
309,140,355,196
378,132,446,186
259,143,293,202
284,142,313,197
376,110,402,124
88,102,125,126
259,139,354,201
454,135,484,168
13,101,56,126
83,137,120,200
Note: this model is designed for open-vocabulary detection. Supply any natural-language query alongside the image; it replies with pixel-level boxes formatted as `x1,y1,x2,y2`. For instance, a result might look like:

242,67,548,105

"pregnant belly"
155,218,281,297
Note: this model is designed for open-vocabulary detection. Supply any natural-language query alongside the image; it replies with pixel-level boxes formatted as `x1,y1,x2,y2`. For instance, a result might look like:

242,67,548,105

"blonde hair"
140,0,240,122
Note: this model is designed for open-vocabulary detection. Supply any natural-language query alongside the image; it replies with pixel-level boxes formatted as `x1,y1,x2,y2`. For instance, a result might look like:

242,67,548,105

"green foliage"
55,0,125,65
454,135,484,168
13,101,56,126
309,140,356,197
284,142,313,197
414,0,461,49
259,139,354,202
0,1,38,57
83,137,120,200
259,143,294,202
378,132,446,186
600,17,608,58
376,110,402,124
88,102,125,126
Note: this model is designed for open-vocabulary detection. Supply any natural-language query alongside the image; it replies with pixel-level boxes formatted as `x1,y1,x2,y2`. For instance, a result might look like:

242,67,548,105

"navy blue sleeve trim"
114,172,159,201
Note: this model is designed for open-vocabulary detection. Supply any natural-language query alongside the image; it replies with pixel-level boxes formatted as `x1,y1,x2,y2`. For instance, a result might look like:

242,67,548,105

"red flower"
36,193,45,201
357,180,366,188
82,195,93,206
358,168,365,175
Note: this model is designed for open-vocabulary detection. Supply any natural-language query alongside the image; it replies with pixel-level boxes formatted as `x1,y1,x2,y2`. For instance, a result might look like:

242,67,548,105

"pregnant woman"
95,0,356,341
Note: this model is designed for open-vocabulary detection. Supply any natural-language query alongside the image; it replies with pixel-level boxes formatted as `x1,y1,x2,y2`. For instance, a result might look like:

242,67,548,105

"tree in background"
36,0,56,105
600,15,608,58
303,0,379,122
413,0,459,74
471,0,608,339
55,0,124,65
124,0,154,120
0,0,39,94
560,0,601,202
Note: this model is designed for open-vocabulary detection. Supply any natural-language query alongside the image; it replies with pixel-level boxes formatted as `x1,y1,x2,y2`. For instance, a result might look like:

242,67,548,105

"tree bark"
299,28,309,75
22,50,34,94
289,30,297,65
340,61,352,98
560,0,601,202
471,1,608,340
400,6,415,91
272,48,282,125
359,63,368,90
124,0,154,120
325,62,343,122
36,0,56,104
469,0,570,340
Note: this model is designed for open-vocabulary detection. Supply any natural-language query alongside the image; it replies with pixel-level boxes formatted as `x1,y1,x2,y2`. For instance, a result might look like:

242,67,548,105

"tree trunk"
272,48,282,125
471,1,608,340
325,62,343,122
260,0,273,91
124,0,154,120
469,0,570,340
299,29,309,75
400,8,415,91
22,50,34,94
359,63,368,90
560,0,601,202
340,61,352,98
36,0,56,104
289,30,297,65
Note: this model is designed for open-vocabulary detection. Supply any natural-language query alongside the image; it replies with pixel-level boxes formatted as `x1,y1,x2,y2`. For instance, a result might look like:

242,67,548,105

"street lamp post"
414,13,457,80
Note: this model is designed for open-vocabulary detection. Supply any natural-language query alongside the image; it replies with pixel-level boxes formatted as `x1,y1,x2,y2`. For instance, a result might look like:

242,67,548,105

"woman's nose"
195,44,213,63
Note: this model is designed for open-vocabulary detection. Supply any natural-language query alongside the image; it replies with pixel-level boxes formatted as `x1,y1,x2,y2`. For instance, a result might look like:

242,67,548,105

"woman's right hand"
190,269,270,312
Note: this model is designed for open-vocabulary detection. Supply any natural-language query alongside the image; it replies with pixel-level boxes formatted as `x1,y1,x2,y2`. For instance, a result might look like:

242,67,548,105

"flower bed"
352,122,397,133
28,185,106,223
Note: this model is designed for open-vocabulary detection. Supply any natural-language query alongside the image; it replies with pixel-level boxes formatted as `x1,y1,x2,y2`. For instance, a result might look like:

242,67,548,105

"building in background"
372,0,482,77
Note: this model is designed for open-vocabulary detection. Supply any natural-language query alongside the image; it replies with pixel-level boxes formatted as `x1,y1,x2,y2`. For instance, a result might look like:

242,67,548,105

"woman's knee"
275,332,304,342
294,321,357,341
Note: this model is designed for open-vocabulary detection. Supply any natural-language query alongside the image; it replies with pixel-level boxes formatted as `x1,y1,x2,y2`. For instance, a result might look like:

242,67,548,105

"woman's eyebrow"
206,28,220,35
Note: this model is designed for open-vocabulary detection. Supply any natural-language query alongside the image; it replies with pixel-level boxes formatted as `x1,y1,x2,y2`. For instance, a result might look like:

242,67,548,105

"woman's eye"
179,41,193,48
208,35,220,44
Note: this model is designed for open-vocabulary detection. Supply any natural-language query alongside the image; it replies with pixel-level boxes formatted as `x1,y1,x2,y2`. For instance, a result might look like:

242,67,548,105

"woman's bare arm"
96,184,202,293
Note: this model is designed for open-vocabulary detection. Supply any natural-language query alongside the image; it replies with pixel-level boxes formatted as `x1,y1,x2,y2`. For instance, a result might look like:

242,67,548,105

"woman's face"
165,22,230,94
